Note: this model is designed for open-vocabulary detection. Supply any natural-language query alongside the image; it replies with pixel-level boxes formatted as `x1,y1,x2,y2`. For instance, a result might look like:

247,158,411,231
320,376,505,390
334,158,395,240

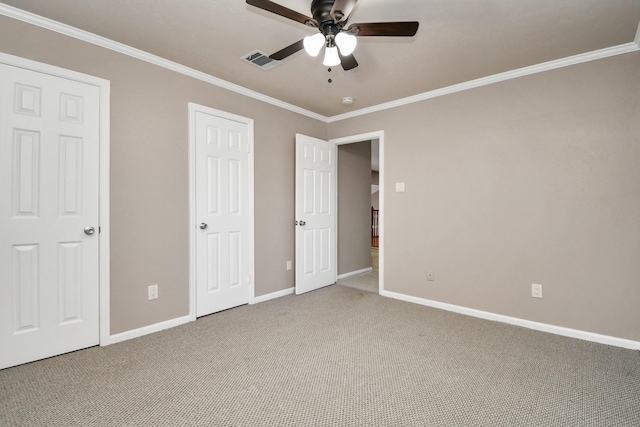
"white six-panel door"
0,63,101,369
295,134,337,295
193,108,253,317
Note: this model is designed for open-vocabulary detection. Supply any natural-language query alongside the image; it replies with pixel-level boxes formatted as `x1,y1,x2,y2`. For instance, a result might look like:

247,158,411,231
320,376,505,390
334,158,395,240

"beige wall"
330,52,640,342
338,141,372,275
0,16,327,334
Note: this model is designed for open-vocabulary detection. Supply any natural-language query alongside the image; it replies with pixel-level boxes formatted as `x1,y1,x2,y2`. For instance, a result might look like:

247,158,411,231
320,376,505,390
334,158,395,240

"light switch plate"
395,182,405,192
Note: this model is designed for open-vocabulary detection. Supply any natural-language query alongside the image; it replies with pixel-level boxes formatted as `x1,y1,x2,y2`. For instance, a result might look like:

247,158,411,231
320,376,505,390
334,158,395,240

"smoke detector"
342,97,354,105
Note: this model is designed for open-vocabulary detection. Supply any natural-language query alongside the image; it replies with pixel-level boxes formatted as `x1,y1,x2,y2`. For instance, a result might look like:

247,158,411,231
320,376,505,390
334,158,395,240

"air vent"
242,50,282,71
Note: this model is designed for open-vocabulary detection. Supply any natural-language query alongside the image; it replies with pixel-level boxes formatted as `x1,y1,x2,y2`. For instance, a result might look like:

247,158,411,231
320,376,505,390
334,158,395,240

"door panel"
195,111,251,317
295,134,337,294
12,244,39,333
0,63,100,370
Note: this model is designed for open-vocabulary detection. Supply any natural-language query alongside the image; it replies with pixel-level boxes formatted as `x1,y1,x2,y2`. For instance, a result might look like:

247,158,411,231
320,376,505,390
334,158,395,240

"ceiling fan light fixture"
303,33,325,57
323,45,341,67
335,32,357,56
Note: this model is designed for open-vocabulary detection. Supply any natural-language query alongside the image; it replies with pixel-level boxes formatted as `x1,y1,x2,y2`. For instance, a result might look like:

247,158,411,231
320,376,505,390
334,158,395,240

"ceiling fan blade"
346,21,419,37
246,0,317,27
269,39,305,61
330,0,359,22
339,52,359,71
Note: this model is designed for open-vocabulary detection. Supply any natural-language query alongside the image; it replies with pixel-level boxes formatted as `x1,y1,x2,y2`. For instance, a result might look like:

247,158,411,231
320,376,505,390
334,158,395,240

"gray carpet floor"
1,284,639,426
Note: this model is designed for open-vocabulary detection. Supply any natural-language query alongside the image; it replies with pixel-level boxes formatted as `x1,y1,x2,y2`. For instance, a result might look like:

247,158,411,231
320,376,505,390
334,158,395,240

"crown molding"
328,40,640,123
2,5,638,125
0,3,328,122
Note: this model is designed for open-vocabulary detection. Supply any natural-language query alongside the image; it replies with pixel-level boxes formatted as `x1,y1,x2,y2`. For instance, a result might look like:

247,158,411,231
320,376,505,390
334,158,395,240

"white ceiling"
2,0,639,117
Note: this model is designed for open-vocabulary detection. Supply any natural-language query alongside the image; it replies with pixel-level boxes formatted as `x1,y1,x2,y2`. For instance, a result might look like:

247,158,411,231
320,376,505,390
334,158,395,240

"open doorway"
332,131,384,294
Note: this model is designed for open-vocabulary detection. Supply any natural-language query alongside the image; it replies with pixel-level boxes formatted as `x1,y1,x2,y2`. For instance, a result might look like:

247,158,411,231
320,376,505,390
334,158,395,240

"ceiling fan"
246,0,419,70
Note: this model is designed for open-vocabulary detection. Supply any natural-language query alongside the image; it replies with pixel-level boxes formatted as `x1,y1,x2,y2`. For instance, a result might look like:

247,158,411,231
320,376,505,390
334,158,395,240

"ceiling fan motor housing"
311,0,346,37
311,0,337,23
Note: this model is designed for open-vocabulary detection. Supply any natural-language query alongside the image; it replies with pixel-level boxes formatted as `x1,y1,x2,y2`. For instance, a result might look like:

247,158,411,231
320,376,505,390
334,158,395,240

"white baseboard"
104,314,192,345
252,287,295,304
380,290,640,350
105,288,297,346
338,267,373,280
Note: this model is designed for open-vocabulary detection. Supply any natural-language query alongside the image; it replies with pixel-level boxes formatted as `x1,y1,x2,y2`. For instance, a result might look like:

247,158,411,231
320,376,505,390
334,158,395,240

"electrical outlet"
427,270,435,281
531,283,543,299
148,284,158,300
286,261,292,271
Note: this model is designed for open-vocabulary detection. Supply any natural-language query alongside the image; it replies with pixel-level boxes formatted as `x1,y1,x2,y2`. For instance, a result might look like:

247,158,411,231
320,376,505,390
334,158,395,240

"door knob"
299,221,306,226
84,226,95,235
199,223,208,230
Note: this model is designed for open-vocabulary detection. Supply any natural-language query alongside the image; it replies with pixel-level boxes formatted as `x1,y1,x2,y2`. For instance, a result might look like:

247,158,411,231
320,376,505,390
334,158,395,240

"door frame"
330,131,384,293
187,103,255,320
0,52,111,345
